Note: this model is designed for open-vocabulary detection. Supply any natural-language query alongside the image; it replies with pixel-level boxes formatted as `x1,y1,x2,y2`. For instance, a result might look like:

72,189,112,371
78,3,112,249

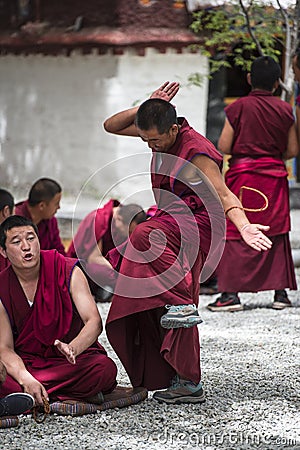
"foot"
160,304,203,329
0,393,35,417
153,376,205,405
200,277,219,295
207,292,243,312
272,290,292,310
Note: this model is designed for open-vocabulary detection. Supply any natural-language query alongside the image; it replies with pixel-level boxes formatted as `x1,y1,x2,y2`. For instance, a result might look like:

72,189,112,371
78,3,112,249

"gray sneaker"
153,376,205,404
160,304,203,329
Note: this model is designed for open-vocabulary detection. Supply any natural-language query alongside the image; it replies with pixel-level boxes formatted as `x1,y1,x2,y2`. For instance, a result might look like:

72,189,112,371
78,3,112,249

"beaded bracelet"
224,205,244,216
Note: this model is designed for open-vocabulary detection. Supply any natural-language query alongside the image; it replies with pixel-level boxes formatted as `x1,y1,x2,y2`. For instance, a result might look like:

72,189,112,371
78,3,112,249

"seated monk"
67,200,147,301
15,177,66,256
0,215,117,406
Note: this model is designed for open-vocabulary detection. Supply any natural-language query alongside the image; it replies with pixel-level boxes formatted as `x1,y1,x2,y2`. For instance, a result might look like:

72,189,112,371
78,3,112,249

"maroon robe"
106,118,223,390
67,199,121,291
217,91,297,292
15,200,66,256
0,250,117,401
0,254,9,272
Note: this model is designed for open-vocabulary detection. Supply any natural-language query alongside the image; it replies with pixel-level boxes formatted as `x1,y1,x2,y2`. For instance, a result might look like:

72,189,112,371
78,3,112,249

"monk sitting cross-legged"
0,215,118,407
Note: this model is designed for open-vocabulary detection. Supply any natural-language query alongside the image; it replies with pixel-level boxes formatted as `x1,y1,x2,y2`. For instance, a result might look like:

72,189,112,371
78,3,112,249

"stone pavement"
291,209,300,266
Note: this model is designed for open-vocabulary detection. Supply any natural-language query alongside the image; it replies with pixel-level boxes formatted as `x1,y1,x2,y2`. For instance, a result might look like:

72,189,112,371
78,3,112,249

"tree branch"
239,0,264,56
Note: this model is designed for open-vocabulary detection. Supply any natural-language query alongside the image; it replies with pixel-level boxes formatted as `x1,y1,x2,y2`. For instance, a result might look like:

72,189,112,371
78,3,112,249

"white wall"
0,48,208,217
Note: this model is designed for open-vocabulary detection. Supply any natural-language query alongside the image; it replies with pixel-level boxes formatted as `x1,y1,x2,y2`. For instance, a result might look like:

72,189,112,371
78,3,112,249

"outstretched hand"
54,339,76,364
150,81,180,103
240,224,272,251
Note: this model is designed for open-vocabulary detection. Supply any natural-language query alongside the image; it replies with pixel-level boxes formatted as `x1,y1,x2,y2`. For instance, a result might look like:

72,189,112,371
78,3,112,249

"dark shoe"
207,292,243,312
160,304,203,329
153,376,205,405
0,393,35,416
200,277,219,295
272,290,292,310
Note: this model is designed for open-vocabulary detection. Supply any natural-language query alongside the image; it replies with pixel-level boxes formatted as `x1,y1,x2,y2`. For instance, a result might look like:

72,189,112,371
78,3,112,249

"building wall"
0,49,208,216
0,0,190,29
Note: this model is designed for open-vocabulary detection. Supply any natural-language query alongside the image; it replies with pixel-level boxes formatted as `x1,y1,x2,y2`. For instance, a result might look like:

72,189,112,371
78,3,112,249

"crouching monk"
0,215,117,406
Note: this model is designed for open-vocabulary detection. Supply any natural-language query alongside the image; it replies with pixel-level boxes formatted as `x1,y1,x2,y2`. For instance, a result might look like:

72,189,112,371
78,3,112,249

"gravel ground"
1,269,299,450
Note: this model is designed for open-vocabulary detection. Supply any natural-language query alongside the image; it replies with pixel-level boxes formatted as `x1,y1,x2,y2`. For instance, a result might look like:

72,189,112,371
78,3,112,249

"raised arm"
103,81,180,137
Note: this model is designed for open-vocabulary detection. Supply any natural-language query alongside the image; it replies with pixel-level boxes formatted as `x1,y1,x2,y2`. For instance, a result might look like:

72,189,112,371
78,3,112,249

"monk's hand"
150,81,180,102
240,224,272,251
20,373,48,406
54,339,76,364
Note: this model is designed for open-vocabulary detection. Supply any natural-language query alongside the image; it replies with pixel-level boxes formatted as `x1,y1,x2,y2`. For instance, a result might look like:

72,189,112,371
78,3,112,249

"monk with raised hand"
0,215,117,407
103,81,272,405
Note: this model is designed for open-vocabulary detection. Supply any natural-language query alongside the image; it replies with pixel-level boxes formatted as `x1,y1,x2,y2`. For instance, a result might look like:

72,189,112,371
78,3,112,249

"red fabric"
225,157,290,239
66,199,121,291
67,199,119,259
218,235,297,292
0,250,117,401
217,91,296,293
225,90,294,159
0,254,9,272
15,200,66,255
106,118,223,389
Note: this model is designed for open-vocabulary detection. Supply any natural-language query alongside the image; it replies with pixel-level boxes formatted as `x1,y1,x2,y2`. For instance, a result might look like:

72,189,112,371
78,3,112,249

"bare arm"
103,81,180,137
217,118,234,154
87,239,114,268
0,302,48,405
189,155,272,251
54,266,102,364
283,117,300,160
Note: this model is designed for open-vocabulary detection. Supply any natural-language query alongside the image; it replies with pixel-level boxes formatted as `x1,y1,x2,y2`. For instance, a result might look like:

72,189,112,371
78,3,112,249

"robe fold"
217,90,297,292
0,250,117,401
0,254,9,272
106,118,223,389
67,199,120,292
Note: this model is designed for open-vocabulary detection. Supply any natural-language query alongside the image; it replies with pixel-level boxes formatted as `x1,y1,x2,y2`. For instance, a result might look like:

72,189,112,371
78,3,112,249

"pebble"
0,269,299,449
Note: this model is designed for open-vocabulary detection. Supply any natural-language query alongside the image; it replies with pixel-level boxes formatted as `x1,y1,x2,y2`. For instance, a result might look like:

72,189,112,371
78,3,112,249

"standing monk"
0,189,14,272
103,82,272,404
208,56,299,312
0,215,117,406
15,178,66,256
